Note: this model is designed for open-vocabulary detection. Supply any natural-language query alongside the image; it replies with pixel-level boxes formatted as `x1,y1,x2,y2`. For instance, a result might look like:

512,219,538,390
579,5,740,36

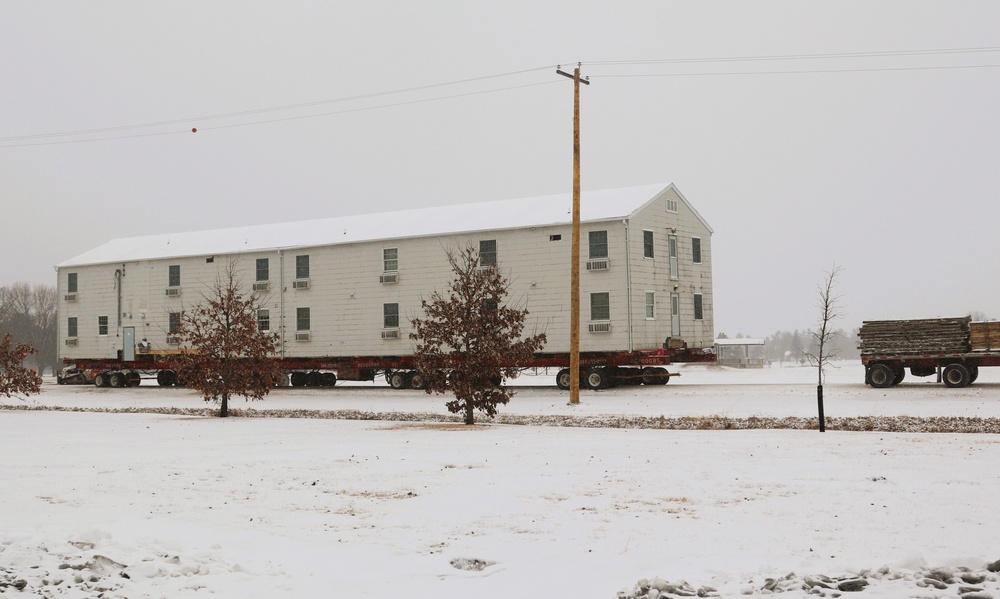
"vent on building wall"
252,282,269,291
586,259,610,271
381,328,400,340
64,338,78,346
292,279,311,290
379,273,399,284
295,332,311,341
165,288,181,297
588,322,612,333
64,293,77,302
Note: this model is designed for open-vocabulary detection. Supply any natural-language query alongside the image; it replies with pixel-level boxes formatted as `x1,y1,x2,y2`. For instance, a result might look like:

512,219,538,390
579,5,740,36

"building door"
670,293,681,338
123,327,136,362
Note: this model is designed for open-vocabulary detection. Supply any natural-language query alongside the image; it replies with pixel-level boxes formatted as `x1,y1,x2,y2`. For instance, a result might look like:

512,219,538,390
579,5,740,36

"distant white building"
56,183,714,363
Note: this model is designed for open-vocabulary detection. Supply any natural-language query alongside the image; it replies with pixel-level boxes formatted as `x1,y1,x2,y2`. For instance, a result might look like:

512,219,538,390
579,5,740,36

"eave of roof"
58,182,700,268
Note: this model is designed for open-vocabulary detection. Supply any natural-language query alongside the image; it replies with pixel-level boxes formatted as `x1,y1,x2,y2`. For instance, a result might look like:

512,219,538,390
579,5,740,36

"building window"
479,240,497,267
588,230,608,259
590,292,610,321
67,273,78,293
383,303,399,329
98,315,109,336
67,317,78,338
258,309,270,332
256,258,269,281
643,230,654,259
295,255,310,279
168,265,180,287
296,307,310,331
694,294,704,321
168,312,181,334
692,237,702,264
645,292,655,319
668,234,678,279
383,248,398,272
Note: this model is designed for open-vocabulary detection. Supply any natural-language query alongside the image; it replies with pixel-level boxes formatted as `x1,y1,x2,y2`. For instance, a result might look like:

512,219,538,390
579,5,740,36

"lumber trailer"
859,317,1000,388
58,344,715,391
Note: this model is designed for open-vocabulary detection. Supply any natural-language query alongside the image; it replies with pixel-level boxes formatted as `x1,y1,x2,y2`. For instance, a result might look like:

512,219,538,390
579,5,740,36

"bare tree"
805,263,843,432
0,333,42,399
174,263,282,417
410,246,547,425
0,283,57,375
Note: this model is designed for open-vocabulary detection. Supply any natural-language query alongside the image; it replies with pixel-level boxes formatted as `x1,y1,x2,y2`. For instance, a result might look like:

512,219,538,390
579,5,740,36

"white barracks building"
56,183,713,370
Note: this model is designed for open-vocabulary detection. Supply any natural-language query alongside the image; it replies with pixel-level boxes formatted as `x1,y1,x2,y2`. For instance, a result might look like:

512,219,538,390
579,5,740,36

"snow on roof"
58,183,680,268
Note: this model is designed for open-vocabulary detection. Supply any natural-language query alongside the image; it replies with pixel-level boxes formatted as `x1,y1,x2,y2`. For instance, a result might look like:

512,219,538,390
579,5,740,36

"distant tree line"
0,283,57,375
717,328,861,365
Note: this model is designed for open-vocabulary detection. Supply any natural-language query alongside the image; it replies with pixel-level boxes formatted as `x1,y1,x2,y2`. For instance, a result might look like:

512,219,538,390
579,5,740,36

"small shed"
714,338,766,368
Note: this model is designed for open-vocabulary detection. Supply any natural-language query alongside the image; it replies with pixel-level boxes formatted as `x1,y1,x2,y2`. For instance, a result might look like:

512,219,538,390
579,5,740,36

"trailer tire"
586,368,609,390
157,370,176,387
125,371,141,387
968,365,979,384
555,368,572,390
94,372,109,388
892,367,905,386
109,372,125,388
290,371,307,387
321,372,338,387
867,364,894,388
942,363,971,388
389,371,409,390
409,372,426,390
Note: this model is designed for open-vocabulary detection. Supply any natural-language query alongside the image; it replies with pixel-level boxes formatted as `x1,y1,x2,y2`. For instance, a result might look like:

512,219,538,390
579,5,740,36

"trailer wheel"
586,367,609,390
942,363,971,388
968,365,979,384
290,371,307,387
125,371,141,387
555,368,572,390
94,372,109,388
109,372,125,388
867,364,894,388
389,371,409,390
157,370,176,387
409,372,426,390
320,372,338,387
891,367,905,386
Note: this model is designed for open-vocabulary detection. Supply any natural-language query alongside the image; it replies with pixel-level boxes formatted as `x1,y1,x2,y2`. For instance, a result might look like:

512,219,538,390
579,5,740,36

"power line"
586,46,1000,66
592,63,1000,78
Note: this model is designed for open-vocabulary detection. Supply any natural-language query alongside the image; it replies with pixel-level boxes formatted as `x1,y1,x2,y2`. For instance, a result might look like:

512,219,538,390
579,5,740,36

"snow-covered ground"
2,363,999,598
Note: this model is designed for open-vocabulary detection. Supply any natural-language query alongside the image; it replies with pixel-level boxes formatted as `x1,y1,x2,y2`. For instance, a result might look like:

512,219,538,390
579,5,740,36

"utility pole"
556,63,589,405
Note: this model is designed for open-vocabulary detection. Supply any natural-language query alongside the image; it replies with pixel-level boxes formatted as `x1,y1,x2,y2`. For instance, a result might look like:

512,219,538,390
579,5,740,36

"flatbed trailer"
859,317,1000,388
58,345,716,391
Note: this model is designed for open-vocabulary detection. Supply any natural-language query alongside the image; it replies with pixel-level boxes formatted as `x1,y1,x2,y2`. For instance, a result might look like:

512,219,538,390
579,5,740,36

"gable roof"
58,183,707,268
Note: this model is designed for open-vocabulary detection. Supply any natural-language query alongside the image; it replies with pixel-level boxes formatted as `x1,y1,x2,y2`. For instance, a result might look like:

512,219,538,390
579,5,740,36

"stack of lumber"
971,321,1000,351
858,317,971,355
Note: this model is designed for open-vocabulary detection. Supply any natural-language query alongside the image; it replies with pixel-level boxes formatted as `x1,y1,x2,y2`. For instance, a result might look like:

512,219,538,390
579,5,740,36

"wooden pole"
557,64,589,404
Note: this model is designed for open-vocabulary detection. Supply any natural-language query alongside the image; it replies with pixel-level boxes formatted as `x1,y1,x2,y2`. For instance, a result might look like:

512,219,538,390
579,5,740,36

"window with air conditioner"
67,317,78,338
168,265,180,287
587,230,610,270
256,258,269,282
383,303,399,329
297,307,310,332
383,248,398,273
168,312,181,334
67,272,78,293
295,255,309,279
590,292,610,321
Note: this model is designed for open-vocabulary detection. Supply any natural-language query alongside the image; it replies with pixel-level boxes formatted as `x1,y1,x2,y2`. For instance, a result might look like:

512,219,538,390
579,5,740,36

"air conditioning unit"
64,293,77,302
252,281,269,291
586,259,610,271
379,273,399,284
64,338,78,346
295,332,311,341
165,287,181,297
292,279,310,290
588,322,612,334
166,336,181,345
381,328,400,340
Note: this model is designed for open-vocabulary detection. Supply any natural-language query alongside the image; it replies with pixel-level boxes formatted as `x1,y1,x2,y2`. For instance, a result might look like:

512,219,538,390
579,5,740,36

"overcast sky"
3,2,999,337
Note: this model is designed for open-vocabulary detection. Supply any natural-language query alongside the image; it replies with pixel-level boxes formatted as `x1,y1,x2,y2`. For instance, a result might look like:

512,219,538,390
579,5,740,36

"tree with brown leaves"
410,246,546,425
174,264,281,417
0,333,42,399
